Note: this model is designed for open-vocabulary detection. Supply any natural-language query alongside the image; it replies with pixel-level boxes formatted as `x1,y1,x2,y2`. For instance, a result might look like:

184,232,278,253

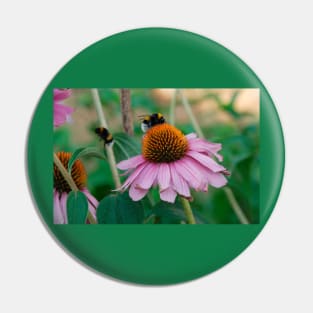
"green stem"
53,153,97,224
144,214,156,224
178,89,204,138
91,89,121,189
169,89,178,125
180,197,196,224
224,187,250,224
147,191,155,207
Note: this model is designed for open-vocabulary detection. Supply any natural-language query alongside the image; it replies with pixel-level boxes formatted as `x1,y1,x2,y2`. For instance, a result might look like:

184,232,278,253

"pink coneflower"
53,89,74,128
117,124,230,203
53,152,98,224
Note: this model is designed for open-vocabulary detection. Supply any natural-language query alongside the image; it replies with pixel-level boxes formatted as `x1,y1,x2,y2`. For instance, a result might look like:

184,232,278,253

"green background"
27,28,284,285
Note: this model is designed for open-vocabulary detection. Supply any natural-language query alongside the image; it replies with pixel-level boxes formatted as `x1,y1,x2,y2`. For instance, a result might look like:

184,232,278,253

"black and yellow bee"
95,127,114,147
140,113,166,132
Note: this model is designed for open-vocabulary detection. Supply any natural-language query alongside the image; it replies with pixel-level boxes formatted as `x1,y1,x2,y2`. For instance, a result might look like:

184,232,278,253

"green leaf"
221,135,252,170
152,201,207,224
97,193,145,224
68,147,106,173
98,88,120,104
113,133,141,162
211,90,241,119
131,89,158,111
227,154,260,223
53,127,72,151
228,90,240,108
77,92,93,108
67,191,89,224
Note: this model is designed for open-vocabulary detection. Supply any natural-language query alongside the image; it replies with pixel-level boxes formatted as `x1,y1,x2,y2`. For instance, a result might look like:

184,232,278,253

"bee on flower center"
95,127,114,147
140,113,166,133
142,123,188,163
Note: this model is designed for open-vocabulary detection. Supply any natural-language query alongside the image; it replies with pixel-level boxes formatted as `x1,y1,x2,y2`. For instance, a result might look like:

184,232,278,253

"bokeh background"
54,88,259,223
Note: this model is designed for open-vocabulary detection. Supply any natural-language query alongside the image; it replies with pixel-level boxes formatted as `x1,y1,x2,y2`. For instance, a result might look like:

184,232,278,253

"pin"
26,28,284,285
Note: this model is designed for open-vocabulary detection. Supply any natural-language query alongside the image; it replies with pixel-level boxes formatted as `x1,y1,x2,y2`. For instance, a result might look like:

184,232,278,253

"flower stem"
53,153,97,224
120,89,134,135
178,89,205,138
169,89,178,125
91,89,121,189
180,197,196,224
224,187,250,224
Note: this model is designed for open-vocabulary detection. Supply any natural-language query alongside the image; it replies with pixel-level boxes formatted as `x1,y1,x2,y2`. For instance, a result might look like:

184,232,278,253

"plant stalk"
224,187,250,224
53,153,97,224
178,89,205,138
91,89,121,189
169,89,178,125
120,89,134,135
180,197,196,224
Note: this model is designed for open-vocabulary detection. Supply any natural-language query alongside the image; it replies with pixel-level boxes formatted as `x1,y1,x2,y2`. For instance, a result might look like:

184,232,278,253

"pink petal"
188,138,221,153
188,138,223,161
117,155,146,170
169,163,191,197
183,156,228,188
152,174,159,187
60,192,68,224
185,133,197,140
183,156,209,176
82,188,98,221
206,171,228,188
173,160,203,190
160,187,177,203
212,152,223,162
54,111,66,127
181,158,211,191
207,142,222,153
119,162,147,190
136,162,159,189
54,102,74,115
54,89,72,101
157,163,171,191
186,150,226,172
54,191,64,224
54,103,74,127
129,181,149,201
199,182,208,192
181,157,228,192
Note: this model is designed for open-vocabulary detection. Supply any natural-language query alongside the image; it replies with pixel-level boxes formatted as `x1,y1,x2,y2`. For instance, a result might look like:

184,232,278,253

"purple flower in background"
53,89,74,128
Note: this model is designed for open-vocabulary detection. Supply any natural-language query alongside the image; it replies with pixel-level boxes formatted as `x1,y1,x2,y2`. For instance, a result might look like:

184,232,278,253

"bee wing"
137,114,148,121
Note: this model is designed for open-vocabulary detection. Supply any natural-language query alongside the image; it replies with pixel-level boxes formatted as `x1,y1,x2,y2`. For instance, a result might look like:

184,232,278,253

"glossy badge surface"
27,28,284,285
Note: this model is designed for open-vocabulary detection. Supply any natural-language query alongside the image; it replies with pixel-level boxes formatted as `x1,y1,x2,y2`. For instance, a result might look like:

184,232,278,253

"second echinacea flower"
54,152,98,224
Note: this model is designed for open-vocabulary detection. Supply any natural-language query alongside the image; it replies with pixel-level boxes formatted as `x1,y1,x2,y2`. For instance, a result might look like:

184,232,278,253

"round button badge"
27,28,284,285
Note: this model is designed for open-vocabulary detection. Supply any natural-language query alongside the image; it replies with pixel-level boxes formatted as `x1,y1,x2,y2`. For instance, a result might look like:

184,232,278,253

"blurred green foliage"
54,88,259,224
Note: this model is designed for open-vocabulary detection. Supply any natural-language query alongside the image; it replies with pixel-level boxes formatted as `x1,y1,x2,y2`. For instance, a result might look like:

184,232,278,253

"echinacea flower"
117,124,230,203
53,152,98,224
53,89,74,128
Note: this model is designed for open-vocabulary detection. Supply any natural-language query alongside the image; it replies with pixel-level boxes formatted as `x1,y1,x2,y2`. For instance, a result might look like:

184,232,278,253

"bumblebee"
95,127,114,147
140,113,166,133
